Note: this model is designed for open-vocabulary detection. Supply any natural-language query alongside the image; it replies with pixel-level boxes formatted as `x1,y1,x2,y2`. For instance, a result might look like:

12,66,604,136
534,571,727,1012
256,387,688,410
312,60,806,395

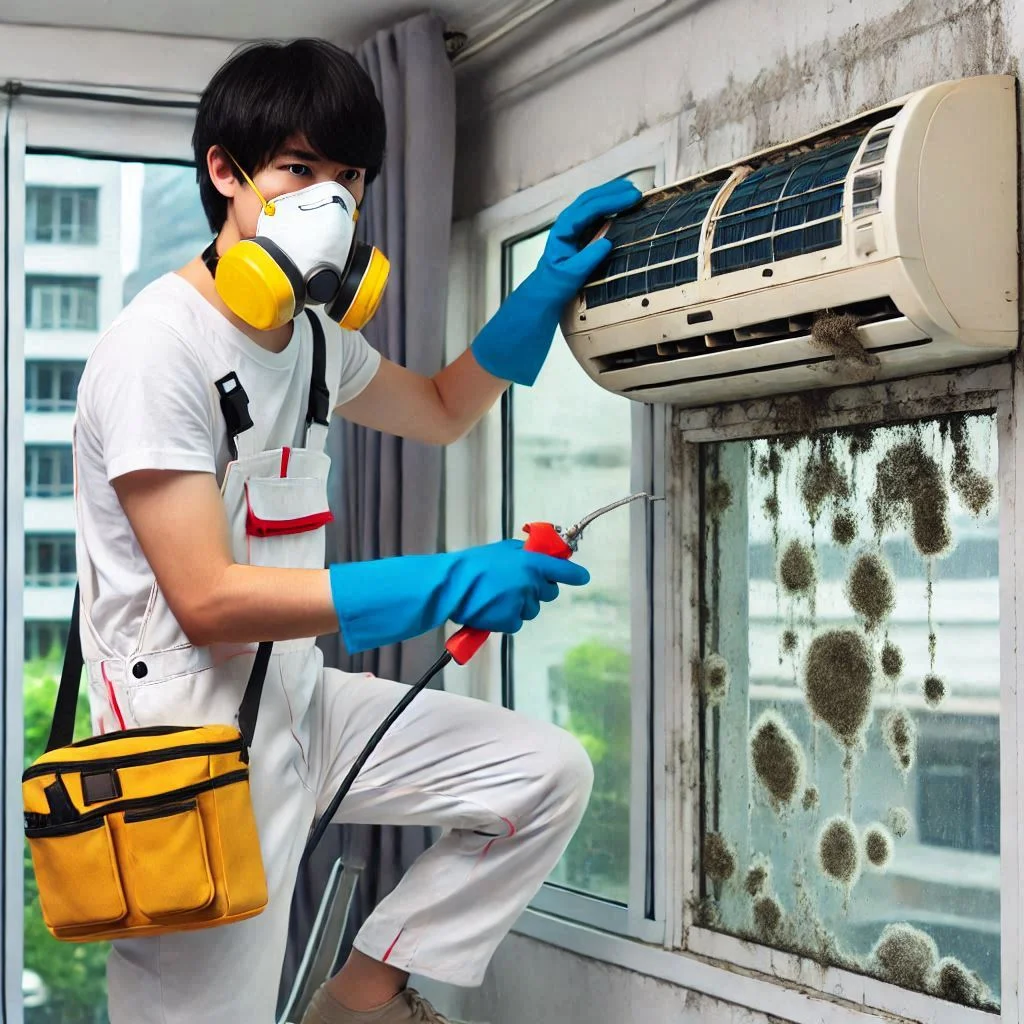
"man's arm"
112,469,339,647
334,348,505,445
334,178,642,446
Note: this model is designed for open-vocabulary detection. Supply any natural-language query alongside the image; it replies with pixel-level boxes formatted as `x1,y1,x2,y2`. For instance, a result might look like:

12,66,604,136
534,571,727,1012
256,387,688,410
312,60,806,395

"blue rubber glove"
329,539,590,654
471,178,643,386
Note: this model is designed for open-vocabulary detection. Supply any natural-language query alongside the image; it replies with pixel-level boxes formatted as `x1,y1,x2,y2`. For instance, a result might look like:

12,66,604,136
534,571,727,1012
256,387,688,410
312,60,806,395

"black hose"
300,649,454,864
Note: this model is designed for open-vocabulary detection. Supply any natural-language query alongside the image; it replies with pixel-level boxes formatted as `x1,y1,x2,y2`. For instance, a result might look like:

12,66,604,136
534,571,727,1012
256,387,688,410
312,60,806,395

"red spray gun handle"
445,522,573,666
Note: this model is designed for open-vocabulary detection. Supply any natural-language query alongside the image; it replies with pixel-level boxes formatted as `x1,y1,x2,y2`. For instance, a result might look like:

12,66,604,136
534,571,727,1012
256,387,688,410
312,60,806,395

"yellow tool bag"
23,587,270,942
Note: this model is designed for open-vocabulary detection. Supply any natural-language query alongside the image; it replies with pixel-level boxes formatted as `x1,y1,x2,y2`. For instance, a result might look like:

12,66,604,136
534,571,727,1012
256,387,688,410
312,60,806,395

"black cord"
300,649,454,864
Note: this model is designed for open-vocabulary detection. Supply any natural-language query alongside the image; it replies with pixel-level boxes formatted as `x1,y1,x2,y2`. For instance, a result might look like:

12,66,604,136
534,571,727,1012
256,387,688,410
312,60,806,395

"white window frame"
25,359,84,412
25,533,77,588
2,92,197,1024
447,122,679,946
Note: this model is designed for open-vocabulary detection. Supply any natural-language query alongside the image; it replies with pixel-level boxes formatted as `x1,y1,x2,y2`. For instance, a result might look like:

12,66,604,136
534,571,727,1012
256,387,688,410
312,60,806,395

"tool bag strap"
46,586,274,754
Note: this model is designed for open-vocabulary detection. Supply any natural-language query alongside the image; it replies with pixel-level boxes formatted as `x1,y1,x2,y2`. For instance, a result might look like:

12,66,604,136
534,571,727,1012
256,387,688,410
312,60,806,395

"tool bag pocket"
122,799,215,920
23,724,268,942
28,815,127,931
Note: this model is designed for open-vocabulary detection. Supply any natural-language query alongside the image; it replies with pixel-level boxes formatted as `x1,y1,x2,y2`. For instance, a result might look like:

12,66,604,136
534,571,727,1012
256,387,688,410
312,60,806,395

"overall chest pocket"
244,475,334,570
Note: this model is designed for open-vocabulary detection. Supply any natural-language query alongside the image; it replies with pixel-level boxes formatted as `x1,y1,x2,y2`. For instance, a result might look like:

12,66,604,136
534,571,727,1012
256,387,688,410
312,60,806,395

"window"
25,445,74,498
25,275,99,330
25,360,85,412
501,229,636,904
13,152,210,1024
697,407,1001,1012
23,620,70,662
26,186,99,244
25,535,76,588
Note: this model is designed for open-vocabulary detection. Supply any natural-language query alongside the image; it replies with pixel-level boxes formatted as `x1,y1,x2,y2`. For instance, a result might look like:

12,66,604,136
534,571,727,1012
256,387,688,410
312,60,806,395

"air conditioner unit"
561,75,1019,408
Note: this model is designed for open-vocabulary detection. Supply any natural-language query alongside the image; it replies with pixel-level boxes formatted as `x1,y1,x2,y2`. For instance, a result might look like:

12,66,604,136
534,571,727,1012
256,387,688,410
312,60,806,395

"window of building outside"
24,445,74,498
699,412,1000,1013
501,228,634,904
25,535,77,588
25,275,99,330
20,154,210,1024
26,186,99,244
25,360,85,412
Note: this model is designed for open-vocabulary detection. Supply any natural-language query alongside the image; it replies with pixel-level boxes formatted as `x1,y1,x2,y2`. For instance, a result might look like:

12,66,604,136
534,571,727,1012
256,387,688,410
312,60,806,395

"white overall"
74,315,595,1024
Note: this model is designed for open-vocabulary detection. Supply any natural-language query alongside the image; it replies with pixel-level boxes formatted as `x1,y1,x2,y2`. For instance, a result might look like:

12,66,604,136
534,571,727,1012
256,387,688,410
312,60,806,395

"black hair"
192,38,386,232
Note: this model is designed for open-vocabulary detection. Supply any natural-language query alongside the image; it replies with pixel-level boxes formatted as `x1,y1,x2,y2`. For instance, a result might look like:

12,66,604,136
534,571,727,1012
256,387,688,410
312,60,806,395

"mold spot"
764,494,780,520
881,641,904,680
804,629,874,749
779,540,816,596
693,895,721,928
864,824,894,871
745,859,770,898
871,437,951,557
750,710,806,812
809,313,878,367
846,552,895,631
871,923,939,992
703,832,737,883
781,629,798,655
817,816,860,888
883,709,917,776
935,957,986,1007
923,674,946,708
831,510,857,547
753,895,784,940
802,786,820,812
801,440,850,525
703,653,730,708
886,806,911,839
707,478,733,519
949,416,995,519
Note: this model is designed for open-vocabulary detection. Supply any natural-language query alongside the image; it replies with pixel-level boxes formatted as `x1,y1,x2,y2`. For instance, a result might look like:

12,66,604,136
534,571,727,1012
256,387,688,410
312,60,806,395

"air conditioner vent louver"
583,183,721,309
595,297,901,373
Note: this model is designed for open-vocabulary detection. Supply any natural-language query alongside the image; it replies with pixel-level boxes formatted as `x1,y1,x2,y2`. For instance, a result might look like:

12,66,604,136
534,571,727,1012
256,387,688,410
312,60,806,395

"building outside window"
24,445,74,499
26,185,99,245
25,535,77,588
25,360,85,412
25,275,99,331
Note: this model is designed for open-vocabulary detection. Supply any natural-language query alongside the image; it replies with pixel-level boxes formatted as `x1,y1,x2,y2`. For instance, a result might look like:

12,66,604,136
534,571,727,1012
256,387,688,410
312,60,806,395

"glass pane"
20,153,209,1024
503,229,634,903
700,412,1000,1012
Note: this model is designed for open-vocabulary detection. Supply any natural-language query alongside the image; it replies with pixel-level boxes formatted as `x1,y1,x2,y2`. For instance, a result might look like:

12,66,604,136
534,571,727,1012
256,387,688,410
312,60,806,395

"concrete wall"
448,1,1022,1021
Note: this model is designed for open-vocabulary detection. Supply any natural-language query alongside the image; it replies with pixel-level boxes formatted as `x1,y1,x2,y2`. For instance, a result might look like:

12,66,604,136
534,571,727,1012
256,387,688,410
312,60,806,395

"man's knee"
534,723,595,822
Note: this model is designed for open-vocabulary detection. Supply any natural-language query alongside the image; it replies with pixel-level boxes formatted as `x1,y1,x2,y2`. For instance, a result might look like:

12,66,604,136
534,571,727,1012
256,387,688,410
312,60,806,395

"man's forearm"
187,564,340,647
432,347,509,442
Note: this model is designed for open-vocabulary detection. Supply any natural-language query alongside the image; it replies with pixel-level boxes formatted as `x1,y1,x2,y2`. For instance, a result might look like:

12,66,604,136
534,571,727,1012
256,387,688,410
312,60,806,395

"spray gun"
301,492,664,861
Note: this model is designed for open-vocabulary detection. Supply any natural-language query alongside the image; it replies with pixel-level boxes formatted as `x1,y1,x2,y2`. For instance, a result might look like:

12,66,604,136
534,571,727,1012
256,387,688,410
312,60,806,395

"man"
73,37,640,1024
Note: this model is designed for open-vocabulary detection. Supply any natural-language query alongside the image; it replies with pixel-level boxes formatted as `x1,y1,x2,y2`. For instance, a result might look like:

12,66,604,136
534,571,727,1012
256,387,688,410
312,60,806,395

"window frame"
25,274,100,330
664,361,1019,1024
448,123,677,946
3,95,198,1024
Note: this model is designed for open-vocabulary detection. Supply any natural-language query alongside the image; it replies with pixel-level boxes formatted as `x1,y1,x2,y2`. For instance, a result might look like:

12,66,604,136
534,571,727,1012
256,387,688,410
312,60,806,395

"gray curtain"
279,11,456,1005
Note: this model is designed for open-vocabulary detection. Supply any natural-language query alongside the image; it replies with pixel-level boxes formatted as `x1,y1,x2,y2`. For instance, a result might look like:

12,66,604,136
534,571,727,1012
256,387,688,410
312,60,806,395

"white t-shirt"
74,272,381,657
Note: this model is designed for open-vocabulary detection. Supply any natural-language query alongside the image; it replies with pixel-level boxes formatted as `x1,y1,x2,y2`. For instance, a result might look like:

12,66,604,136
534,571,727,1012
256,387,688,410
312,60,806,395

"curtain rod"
448,0,561,65
1,81,198,110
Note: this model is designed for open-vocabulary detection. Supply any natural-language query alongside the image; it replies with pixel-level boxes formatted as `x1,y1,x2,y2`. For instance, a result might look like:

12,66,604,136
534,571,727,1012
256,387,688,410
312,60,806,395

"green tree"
23,657,110,1023
549,640,631,897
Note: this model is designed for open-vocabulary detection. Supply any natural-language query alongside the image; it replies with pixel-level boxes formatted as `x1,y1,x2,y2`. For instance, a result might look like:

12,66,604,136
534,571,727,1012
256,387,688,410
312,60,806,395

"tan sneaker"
298,983,470,1024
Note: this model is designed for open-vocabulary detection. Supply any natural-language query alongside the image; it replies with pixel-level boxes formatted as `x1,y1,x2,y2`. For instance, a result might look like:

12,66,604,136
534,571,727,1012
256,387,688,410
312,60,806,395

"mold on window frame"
663,360,1017,1024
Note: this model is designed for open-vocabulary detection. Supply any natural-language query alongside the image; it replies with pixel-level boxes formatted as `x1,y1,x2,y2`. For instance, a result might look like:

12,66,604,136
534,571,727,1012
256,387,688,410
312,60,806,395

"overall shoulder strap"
303,310,331,452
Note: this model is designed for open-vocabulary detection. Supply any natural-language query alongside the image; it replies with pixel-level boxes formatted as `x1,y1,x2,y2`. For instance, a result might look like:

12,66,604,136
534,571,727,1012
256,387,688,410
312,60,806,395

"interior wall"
449,0,1023,1021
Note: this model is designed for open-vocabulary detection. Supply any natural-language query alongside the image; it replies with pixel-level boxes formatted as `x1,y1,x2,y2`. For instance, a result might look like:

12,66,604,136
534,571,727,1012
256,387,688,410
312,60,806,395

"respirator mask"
203,159,389,332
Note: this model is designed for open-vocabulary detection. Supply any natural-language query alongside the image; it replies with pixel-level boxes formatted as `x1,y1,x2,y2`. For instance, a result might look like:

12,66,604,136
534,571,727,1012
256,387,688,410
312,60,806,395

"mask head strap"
221,147,276,217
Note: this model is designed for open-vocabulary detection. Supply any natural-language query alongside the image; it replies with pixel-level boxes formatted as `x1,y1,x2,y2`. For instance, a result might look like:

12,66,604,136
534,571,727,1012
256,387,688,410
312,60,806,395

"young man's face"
211,134,367,240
